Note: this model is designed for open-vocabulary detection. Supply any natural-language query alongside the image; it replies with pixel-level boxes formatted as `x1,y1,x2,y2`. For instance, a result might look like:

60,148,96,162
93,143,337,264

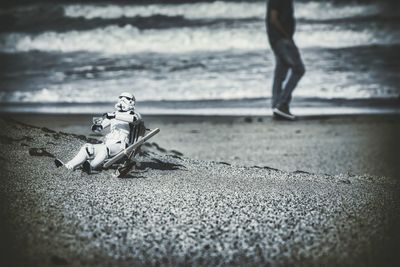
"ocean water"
0,0,399,115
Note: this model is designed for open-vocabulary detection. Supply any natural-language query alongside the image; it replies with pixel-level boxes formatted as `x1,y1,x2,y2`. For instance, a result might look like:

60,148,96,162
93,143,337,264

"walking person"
266,0,305,120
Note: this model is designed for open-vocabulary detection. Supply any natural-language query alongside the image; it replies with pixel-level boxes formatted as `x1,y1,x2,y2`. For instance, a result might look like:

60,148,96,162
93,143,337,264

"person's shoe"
82,161,92,174
54,158,64,168
273,105,296,121
272,113,286,121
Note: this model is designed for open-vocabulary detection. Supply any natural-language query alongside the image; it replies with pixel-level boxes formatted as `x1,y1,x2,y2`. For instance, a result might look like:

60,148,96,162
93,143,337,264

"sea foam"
63,1,385,21
1,23,399,54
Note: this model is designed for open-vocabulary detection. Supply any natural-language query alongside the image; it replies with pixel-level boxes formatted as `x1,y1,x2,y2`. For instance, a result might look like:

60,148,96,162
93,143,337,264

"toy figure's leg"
89,143,123,169
64,142,125,171
90,144,108,169
107,143,124,157
65,144,94,170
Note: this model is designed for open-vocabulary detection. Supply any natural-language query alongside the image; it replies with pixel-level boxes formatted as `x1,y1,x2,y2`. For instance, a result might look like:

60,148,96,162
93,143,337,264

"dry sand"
10,114,400,178
0,115,399,267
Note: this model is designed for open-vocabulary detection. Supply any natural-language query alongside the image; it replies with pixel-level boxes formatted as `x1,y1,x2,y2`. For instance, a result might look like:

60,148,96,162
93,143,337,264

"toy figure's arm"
91,114,112,132
100,111,142,125
115,111,142,125
100,118,111,129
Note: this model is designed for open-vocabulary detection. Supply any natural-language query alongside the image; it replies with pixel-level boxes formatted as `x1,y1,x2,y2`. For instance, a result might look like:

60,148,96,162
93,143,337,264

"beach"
1,114,399,266
9,113,400,178
1,0,400,265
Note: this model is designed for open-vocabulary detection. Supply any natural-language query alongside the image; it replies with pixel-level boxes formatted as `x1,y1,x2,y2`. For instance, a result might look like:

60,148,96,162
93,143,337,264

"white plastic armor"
63,93,141,171
115,92,135,112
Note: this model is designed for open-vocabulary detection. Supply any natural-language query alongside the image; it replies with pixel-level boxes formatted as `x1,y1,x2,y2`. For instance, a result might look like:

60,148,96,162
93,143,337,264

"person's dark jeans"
271,39,305,109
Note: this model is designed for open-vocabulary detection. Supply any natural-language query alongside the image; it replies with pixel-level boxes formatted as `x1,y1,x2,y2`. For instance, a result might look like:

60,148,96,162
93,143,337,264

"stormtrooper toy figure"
55,92,141,174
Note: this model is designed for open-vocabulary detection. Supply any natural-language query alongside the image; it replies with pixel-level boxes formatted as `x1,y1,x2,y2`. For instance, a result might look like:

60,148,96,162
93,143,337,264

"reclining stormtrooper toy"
55,92,158,175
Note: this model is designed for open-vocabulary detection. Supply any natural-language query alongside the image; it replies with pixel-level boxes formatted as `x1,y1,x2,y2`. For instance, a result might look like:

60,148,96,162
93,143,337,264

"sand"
0,115,399,267
10,113,400,178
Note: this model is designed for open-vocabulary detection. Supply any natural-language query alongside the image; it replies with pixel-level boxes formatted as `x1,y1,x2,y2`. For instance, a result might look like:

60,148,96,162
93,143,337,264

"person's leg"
271,55,289,108
65,143,94,170
275,40,305,108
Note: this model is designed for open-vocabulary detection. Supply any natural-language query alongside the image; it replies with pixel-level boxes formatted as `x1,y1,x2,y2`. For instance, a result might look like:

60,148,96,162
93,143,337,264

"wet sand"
0,115,399,267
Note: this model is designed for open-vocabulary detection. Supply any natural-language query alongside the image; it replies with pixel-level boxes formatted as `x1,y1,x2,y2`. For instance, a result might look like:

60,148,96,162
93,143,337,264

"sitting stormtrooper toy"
55,92,141,174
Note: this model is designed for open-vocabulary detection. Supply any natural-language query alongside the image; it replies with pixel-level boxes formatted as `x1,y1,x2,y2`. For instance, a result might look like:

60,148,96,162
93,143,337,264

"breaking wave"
63,1,387,22
1,24,399,54
2,1,397,34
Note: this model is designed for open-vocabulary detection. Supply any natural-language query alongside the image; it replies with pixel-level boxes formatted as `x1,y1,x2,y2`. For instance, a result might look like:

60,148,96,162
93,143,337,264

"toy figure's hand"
133,114,139,121
91,124,103,132
103,112,116,120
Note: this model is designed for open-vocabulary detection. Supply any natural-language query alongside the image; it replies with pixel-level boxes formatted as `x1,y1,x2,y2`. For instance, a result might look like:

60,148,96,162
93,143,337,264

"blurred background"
0,0,399,115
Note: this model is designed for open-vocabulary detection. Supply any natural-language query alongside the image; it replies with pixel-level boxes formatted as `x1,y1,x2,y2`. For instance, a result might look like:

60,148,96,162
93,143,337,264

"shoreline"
1,98,400,116
4,110,400,120
1,107,400,117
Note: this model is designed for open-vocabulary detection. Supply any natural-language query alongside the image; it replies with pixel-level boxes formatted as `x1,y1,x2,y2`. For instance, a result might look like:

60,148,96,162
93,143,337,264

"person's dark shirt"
266,0,295,47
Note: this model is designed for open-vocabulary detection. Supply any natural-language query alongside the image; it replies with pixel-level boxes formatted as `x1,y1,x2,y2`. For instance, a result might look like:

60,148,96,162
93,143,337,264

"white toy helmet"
115,92,135,112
